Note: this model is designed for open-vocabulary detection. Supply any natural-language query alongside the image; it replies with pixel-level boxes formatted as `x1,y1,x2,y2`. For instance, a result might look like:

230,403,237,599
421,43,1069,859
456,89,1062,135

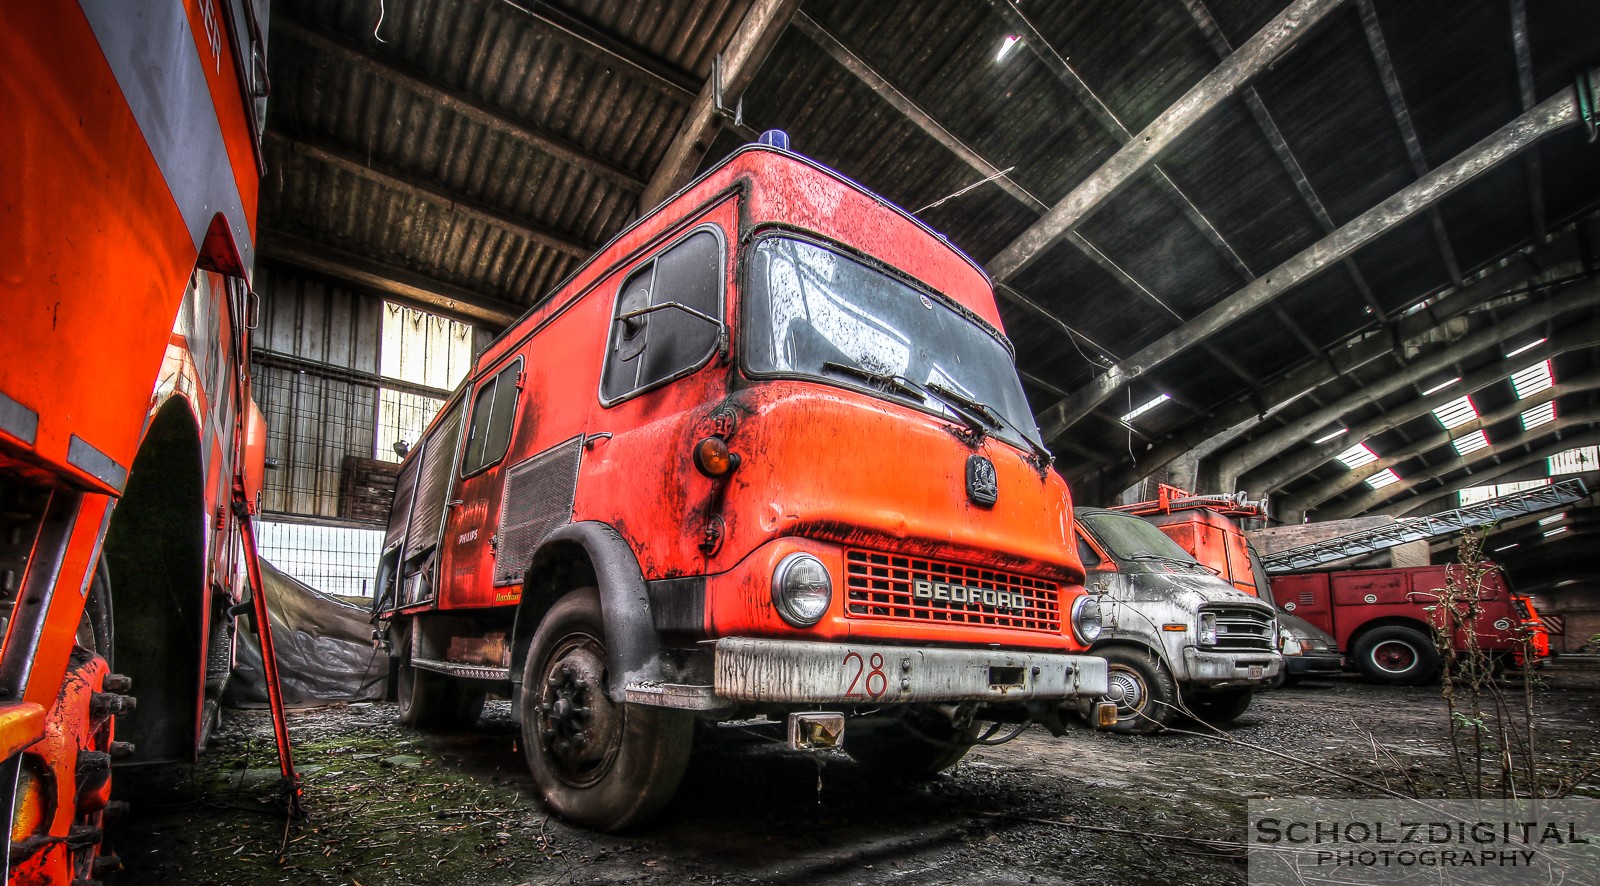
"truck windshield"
743,236,1045,453
1079,511,1205,570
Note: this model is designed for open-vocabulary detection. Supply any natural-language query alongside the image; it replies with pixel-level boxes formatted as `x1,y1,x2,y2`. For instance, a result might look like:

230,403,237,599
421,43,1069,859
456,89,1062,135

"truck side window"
601,228,723,402
461,359,522,476
1075,534,1102,569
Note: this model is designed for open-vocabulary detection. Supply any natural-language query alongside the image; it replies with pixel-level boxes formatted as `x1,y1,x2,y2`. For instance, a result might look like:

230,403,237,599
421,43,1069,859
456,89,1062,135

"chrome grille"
844,549,1060,634
1205,605,1276,650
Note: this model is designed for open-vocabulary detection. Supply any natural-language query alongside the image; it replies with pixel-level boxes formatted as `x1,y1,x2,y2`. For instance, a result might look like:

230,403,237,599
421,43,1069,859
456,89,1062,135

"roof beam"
1034,69,1599,442
275,13,647,194
1509,0,1547,243
265,131,592,258
1326,419,1600,519
1181,0,1387,322
1355,0,1463,286
640,0,800,212
259,231,521,329
1286,368,1600,512
496,0,699,98
984,0,1345,283
1245,302,1600,493
1211,276,1600,488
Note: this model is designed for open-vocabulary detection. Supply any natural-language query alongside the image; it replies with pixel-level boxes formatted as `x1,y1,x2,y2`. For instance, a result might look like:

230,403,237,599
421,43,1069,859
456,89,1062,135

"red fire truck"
1269,565,1548,685
375,136,1109,830
2,2,286,882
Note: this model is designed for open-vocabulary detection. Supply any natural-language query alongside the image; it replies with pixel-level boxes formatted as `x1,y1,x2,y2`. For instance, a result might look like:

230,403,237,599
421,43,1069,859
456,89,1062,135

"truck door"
438,358,524,607
396,397,467,608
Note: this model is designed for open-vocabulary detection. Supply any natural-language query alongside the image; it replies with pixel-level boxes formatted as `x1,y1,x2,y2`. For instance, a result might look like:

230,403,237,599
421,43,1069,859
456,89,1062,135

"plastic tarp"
226,558,389,708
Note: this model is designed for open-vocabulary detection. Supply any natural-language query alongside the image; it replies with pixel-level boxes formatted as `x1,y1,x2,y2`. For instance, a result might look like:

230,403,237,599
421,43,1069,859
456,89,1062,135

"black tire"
1188,688,1254,725
520,589,692,831
1087,647,1179,735
1353,626,1439,686
842,705,979,777
1263,669,1287,690
396,622,480,730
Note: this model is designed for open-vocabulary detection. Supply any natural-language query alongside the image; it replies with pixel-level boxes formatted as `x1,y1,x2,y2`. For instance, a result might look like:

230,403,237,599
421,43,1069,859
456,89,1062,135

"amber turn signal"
693,436,740,477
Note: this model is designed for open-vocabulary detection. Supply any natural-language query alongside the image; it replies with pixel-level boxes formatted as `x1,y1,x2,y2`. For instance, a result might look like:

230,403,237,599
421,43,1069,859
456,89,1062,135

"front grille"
844,549,1061,634
1205,605,1276,650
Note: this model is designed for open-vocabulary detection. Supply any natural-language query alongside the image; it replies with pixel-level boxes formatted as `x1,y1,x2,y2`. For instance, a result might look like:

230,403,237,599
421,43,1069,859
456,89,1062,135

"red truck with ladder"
374,134,1110,830
2,3,296,883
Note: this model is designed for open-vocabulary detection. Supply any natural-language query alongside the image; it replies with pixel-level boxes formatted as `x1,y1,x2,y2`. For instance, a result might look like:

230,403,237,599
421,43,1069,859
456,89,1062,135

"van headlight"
1071,595,1102,644
1199,612,1218,646
772,553,831,626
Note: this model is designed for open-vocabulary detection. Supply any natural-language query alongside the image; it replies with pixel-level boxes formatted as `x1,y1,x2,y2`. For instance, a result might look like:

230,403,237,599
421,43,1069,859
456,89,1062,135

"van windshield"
1079,511,1205,570
743,236,1044,452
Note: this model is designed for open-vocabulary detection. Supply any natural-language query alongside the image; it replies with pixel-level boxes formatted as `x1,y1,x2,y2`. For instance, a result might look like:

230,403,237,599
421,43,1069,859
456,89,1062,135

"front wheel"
1080,647,1179,735
1353,626,1439,686
520,589,692,831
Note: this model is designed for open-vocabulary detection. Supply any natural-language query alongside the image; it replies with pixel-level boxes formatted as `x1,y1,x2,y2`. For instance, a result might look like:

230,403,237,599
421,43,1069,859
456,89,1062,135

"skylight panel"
1520,401,1556,430
1537,513,1566,526
1451,430,1490,456
1432,395,1478,429
1121,393,1170,424
1335,442,1378,469
1458,479,1549,506
1543,526,1568,538
995,35,1023,62
1420,377,1459,396
1365,469,1401,489
1511,360,1554,399
1548,445,1598,475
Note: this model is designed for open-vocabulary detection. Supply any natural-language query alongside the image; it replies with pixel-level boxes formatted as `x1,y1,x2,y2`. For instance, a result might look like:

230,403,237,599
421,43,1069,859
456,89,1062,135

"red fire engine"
2,3,293,882
375,136,1109,830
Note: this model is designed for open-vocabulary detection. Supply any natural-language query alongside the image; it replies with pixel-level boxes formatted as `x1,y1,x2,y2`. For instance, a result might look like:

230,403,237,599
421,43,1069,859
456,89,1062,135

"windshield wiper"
926,382,1054,468
820,361,925,401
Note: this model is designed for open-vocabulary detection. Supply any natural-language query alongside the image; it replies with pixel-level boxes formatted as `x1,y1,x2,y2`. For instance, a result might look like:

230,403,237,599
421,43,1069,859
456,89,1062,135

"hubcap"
1105,666,1148,714
536,635,621,787
1371,639,1418,673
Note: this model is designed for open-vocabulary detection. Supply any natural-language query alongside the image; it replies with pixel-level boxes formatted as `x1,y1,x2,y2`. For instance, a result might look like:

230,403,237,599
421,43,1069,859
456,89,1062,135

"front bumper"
1285,650,1344,677
1181,647,1281,687
712,637,1108,704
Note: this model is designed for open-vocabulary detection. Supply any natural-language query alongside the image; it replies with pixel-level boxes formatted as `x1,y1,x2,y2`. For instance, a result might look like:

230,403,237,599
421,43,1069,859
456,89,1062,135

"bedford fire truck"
374,136,1109,830
2,2,288,882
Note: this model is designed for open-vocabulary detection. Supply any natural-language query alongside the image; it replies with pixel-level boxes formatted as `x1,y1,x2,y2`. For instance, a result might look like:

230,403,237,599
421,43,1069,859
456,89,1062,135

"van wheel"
1354,626,1438,685
1189,689,1254,725
1083,647,1178,735
397,623,481,729
520,588,692,831
843,705,978,777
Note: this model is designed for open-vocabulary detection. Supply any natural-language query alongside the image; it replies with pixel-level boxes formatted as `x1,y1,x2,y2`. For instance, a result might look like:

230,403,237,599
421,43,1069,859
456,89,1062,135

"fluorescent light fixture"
1312,427,1348,444
996,35,1023,62
1336,442,1379,469
1505,337,1547,359
1537,513,1566,526
1511,360,1554,399
1365,468,1401,489
1121,393,1170,424
1421,377,1460,396
1543,526,1569,538
1432,394,1478,429
1451,430,1490,456
1521,401,1556,430
1494,543,1519,551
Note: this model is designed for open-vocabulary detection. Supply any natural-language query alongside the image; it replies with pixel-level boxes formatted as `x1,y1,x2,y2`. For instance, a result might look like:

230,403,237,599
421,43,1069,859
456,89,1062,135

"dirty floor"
113,668,1600,885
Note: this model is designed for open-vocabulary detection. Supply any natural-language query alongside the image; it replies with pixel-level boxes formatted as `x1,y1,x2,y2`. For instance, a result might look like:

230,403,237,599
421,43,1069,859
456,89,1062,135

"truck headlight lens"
1071,594,1102,645
1199,612,1218,646
772,553,831,626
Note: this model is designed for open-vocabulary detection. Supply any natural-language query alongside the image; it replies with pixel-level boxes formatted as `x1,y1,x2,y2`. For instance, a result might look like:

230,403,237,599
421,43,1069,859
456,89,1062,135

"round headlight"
772,553,832,627
1071,594,1103,645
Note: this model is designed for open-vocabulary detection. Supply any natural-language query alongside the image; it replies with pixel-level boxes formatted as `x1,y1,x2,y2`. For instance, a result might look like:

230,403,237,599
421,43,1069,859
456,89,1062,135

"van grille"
1204,605,1276,650
844,550,1060,634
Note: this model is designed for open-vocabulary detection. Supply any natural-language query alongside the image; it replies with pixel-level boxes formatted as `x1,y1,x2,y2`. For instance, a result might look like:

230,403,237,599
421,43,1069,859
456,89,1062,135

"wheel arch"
101,395,209,763
510,522,663,701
